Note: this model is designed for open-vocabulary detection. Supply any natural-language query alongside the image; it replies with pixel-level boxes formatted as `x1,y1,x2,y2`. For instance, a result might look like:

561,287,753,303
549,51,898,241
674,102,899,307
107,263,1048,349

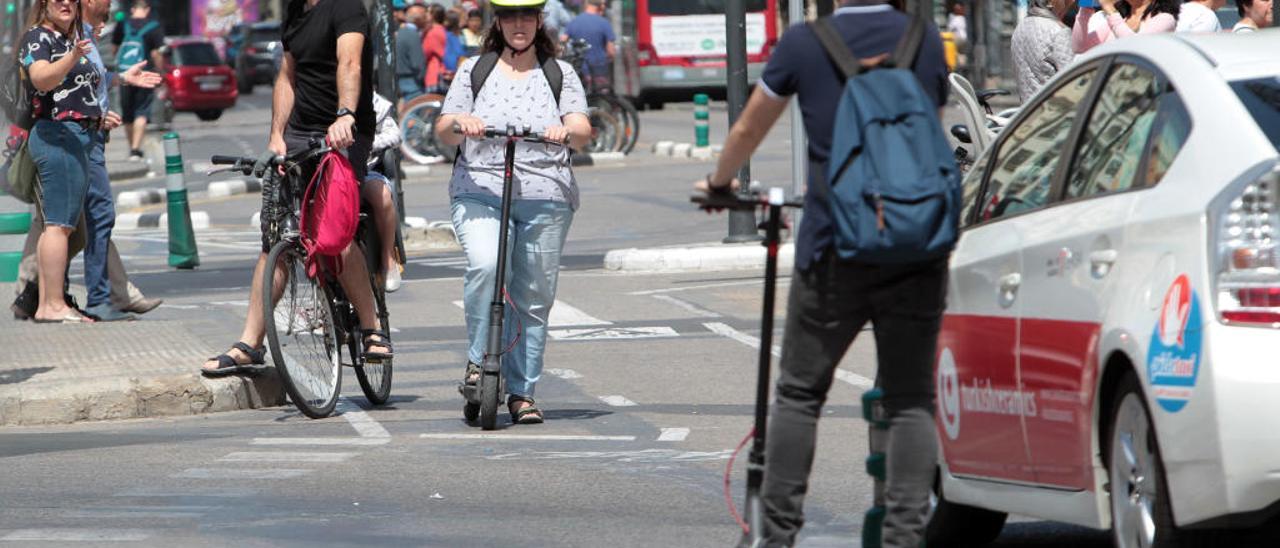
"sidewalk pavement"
104,133,162,183
0,288,283,427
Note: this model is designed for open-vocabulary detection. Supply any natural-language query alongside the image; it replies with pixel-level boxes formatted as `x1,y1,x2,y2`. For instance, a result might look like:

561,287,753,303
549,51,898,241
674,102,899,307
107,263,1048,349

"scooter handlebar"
691,188,804,211
452,124,568,145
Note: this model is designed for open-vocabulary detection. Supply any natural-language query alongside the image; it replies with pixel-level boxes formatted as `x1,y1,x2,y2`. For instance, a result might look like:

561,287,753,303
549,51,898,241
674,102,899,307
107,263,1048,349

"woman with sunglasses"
18,0,104,323
434,0,592,425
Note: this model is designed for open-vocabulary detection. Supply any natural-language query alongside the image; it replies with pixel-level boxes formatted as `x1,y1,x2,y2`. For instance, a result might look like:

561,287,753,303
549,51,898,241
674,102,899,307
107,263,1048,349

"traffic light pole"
724,0,763,243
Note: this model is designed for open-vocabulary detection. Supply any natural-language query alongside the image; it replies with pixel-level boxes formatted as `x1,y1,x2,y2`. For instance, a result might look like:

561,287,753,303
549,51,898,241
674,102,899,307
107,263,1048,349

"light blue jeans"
451,194,574,399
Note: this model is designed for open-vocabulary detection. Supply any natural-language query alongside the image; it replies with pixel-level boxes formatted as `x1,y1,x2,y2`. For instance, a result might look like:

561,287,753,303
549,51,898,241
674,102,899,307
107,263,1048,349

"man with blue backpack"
694,1,955,546
111,0,164,161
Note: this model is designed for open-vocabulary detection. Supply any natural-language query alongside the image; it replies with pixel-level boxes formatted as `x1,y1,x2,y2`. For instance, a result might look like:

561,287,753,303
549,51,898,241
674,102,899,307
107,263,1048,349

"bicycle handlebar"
208,138,331,176
691,188,804,211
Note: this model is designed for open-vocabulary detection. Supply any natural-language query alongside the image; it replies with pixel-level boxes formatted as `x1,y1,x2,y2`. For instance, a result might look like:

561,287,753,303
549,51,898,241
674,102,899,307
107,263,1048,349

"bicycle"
455,124,567,430
561,39,640,155
399,93,452,165
208,141,394,418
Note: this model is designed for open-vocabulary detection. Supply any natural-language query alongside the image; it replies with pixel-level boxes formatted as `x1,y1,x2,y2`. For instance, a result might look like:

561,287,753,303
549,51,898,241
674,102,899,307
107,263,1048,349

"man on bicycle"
201,0,392,376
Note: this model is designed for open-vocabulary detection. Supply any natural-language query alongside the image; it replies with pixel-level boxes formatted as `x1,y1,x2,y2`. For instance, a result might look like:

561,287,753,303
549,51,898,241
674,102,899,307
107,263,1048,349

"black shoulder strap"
470,52,500,102
810,18,861,81
538,53,563,108
891,15,927,71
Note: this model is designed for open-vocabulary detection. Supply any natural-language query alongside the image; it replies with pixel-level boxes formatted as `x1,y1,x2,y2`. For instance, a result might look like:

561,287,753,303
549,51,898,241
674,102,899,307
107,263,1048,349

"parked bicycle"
207,141,394,418
399,93,452,165
561,38,639,155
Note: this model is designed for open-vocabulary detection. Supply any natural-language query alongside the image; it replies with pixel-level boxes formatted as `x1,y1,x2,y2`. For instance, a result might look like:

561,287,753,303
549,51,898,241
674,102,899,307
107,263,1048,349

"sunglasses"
48,0,80,4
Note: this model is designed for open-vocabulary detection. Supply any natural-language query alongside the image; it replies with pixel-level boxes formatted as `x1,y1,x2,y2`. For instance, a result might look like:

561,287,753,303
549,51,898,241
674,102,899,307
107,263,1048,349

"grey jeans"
761,253,947,548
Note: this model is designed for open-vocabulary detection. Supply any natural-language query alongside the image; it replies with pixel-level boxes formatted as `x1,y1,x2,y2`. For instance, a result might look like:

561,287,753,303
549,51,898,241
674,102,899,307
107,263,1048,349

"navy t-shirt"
565,12,615,75
760,5,949,270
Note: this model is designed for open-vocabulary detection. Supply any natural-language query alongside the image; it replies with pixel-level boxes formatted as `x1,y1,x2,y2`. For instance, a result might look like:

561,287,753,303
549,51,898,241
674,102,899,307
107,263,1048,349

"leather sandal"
202,342,268,377
362,330,394,362
508,396,544,425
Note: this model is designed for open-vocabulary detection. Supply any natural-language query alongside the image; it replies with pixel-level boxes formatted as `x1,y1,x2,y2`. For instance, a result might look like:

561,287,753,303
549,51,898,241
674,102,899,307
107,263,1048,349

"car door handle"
1090,250,1118,265
999,273,1022,291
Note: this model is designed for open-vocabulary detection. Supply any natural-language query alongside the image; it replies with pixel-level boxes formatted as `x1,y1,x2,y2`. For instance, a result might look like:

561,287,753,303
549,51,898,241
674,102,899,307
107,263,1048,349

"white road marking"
451,300,612,327
486,449,733,462
628,279,786,296
218,451,357,463
419,433,635,441
549,326,679,340
251,437,390,446
64,508,210,519
599,395,638,407
1,529,151,542
657,428,690,442
704,322,780,358
114,487,258,498
651,294,722,318
545,368,583,380
704,322,875,390
170,468,312,480
338,397,392,439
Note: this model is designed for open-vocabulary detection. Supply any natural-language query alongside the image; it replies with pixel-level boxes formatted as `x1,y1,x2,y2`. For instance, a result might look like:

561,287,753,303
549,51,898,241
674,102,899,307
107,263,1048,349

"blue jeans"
450,194,574,399
83,130,114,308
29,119,92,228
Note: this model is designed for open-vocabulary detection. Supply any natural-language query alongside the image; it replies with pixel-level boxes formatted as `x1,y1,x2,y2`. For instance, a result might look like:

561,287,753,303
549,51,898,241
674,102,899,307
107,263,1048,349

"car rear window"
648,0,768,15
173,43,222,66
1232,77,1280,150
250,28,279,44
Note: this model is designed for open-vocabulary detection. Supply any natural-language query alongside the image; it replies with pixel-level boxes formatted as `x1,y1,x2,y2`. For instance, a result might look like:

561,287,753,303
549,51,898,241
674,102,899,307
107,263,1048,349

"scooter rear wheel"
479,373,500,430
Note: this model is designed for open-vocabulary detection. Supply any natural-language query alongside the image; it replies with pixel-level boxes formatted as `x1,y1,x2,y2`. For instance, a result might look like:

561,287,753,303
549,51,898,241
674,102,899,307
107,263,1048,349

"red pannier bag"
299,151,360,279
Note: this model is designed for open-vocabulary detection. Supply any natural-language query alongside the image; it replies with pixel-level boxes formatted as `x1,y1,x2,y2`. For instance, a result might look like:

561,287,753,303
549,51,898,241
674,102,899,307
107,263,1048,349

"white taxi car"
926,31,1280,547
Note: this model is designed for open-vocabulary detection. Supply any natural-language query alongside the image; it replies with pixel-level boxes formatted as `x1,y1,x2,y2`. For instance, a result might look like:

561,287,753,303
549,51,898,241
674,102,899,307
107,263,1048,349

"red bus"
612,0,779,109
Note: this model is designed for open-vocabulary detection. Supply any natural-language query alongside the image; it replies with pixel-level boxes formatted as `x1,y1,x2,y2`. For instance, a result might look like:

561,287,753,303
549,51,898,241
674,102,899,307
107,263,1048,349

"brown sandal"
508,396,544,425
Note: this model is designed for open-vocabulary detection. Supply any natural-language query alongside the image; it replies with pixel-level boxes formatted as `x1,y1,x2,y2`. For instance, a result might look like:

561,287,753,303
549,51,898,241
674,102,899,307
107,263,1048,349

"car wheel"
196,110,223,122
925,474,1007,546
1107,375,1188,548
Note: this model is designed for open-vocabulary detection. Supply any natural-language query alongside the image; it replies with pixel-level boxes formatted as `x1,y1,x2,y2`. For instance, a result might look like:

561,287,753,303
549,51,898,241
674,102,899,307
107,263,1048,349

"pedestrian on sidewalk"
1072,0,1178,53
397,1,428,102
433,0,591,424
565,0,615,92
111,0,163,162
1011,0,1074,102
11,0,165,322
693,1,950,546
201,0,391,376
1175,0,1225,32
422,3,448,93
19,0,102,324
1232,0,1273,31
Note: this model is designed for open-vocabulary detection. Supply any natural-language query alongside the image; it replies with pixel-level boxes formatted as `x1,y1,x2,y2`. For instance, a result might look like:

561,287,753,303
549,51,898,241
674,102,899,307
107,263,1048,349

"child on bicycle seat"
366,92,404,293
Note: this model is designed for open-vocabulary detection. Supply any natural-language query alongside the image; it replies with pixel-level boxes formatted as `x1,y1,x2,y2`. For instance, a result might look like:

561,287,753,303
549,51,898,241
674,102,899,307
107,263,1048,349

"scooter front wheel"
479,372,501,430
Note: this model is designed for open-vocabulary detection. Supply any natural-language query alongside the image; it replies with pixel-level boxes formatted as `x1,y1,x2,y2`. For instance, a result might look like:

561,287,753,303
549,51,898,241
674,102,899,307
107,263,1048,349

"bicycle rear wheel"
399,99,445,165
609,95,640,155
354,223,393,405
264,241,343,419
586,102,622,153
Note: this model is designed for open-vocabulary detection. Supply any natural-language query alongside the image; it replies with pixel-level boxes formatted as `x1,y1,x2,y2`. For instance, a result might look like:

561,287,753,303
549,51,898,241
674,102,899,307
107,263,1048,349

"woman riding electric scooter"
434,0,591,426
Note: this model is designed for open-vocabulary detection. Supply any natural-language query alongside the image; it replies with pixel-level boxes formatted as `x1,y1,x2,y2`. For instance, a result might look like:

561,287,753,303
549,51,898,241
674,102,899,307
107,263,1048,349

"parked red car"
157,37,237,122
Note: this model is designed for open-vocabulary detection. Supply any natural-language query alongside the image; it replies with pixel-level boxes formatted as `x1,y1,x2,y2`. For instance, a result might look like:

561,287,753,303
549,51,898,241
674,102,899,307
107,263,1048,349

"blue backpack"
116,20,158,69
811,16,961,264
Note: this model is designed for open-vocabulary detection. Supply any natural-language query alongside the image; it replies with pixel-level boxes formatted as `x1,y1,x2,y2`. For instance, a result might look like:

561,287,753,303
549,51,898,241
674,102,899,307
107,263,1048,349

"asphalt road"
0,94,1126,546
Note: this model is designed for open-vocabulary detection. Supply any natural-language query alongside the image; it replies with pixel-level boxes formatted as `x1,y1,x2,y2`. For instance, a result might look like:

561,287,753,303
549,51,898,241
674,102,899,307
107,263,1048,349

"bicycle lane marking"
338,397,392,439
702,322,874,390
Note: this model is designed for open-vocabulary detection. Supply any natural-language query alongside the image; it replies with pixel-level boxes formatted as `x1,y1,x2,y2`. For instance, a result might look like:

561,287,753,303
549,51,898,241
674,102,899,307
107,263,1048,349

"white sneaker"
384,266,402,293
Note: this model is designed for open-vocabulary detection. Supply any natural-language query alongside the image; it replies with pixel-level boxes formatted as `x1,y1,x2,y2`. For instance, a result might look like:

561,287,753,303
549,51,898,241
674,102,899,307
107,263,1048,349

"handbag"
4,135,41,205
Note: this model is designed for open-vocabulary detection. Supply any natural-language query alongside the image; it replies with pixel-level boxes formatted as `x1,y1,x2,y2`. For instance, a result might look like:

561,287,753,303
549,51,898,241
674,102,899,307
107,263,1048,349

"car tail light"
1213,162,1280,326
636,43,655,66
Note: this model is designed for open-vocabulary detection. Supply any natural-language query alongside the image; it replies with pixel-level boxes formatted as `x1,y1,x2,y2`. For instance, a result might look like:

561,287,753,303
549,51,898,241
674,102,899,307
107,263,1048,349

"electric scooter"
458,124,565,430
692,187,803,547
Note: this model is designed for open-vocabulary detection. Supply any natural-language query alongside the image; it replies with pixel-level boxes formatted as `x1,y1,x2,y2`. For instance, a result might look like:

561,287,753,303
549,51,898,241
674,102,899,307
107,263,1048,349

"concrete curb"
206,178,262,198
106,161,150,182
0,369,284,427
117,211,210,231
572,152,627,167
403,221,460,252
115,188,165,209
402,164,433,178
652,141,720,160
605,242,794,273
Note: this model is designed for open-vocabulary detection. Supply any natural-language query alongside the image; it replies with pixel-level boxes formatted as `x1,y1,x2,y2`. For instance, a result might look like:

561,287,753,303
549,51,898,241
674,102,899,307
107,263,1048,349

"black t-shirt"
759,5,949,270
111,17,165,70
283,0,375,136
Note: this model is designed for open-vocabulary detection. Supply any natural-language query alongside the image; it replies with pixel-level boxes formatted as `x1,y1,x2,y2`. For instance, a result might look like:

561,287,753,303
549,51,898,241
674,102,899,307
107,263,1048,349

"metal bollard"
862,387,889,548
694,93,710,148
164,132,200,269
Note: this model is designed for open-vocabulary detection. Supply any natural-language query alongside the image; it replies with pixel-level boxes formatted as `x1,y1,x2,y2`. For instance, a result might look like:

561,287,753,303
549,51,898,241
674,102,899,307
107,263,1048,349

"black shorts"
120,86,155,123
259,127,372,252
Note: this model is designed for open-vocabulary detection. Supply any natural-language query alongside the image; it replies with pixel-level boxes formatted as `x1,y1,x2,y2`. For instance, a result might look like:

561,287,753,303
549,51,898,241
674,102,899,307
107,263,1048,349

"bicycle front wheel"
399,100,445,166
586,101,622,153
264,241,343,419
609,95,640,155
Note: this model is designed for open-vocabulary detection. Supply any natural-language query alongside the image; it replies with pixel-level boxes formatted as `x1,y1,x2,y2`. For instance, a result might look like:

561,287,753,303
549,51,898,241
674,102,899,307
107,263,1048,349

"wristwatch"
335,108,355,120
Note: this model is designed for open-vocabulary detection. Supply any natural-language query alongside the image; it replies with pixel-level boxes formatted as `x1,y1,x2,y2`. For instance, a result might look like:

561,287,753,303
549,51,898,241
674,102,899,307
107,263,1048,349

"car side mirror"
950,124,972,144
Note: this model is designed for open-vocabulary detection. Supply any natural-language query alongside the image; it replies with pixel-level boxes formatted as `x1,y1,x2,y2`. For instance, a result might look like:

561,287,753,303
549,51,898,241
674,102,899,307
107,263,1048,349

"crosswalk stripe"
704,322,874,389
339,397,392,439
1,529,151,541
251,437,390,446
218,451,356,463
170,468,312,480
599,395,637,407
420,433,635,441
657,428,690,442
451,300,613,327
113,487,258,498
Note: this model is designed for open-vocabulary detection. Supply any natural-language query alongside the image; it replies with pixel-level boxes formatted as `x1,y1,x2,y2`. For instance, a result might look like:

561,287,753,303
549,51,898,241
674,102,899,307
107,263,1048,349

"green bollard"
694,93,710,148
164,132,200,269
0,211,31,282
862,387,889,548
